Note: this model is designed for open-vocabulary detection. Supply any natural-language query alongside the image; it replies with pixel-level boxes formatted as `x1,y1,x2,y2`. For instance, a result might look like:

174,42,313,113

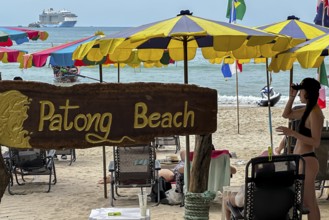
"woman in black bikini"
276,77,324,220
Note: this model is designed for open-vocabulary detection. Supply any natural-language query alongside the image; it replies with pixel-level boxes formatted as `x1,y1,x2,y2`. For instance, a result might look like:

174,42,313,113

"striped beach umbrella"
257,15,329,47
21,34,102,69
257,15,329,89
0,27,48,47
73,10,292,198
271,33,329,70
73,10,291,85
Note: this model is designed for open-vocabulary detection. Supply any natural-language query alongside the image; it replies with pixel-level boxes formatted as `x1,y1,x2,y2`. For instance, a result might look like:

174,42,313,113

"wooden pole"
235,62,240,134
189,134,212,192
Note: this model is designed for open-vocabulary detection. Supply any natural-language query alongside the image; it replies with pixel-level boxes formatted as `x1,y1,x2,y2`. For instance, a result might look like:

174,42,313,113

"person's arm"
282,85,303,120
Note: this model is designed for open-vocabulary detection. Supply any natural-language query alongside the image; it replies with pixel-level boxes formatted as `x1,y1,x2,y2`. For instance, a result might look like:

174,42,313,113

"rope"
184,191,216,220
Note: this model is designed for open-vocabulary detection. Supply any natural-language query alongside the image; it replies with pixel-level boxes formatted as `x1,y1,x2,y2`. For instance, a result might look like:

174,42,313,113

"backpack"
150,176,172,202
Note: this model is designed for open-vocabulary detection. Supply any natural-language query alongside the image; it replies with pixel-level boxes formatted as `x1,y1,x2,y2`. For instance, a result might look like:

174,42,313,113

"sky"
0,0,318,27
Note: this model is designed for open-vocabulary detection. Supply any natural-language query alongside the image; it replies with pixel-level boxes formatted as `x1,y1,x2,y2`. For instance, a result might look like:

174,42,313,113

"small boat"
257,86,281,107
52,65,80,83
28,22,41,28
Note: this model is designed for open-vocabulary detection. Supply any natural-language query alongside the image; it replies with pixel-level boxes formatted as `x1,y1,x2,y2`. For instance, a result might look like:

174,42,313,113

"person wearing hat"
276,77,324,220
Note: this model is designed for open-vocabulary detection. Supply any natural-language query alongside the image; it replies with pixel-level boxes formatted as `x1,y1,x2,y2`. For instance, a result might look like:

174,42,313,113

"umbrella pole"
99,64,107,198
289,66,293,87
183,37,191,192
265,58,274,150
118,63,120,83
235,63,240,134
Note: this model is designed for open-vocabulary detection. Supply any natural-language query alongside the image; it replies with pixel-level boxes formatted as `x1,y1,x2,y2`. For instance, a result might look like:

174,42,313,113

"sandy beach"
1,106,329,220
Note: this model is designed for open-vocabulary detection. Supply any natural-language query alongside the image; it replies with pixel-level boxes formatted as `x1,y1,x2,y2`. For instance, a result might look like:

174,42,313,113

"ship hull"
41,21,77,28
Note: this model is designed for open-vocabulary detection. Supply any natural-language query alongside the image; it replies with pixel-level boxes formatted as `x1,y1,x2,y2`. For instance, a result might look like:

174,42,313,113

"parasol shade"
0,27,48,47
271,33,329,70
73,11,291,64
257,15,329,47
0,47,27,63
21,35,102,69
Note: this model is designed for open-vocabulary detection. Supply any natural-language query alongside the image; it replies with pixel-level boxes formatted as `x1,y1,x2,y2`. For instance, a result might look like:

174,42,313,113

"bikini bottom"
301,152,317,158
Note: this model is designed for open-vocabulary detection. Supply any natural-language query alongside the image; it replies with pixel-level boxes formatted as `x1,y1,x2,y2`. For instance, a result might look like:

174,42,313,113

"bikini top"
298,124,312,137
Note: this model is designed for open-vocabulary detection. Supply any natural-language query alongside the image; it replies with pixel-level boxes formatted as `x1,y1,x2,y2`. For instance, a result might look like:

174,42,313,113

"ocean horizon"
1,26,328,107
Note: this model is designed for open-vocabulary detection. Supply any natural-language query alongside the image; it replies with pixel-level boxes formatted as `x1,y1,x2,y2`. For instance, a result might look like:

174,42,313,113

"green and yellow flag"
226,0,247,21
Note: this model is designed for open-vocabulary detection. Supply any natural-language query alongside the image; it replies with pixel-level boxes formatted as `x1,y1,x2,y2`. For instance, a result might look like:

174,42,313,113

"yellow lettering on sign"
183,101,194,128
134,101,194,129
134,102,148,128
38,99,114,144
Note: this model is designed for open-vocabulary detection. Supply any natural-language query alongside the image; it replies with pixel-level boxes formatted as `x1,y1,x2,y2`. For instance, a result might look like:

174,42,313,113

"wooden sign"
0,81,217,149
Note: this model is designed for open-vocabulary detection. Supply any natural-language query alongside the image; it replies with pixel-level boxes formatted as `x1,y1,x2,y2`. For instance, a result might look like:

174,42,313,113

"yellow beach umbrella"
73,10,291,84
271,33,329,70
257,15,329,48
73,10,291,196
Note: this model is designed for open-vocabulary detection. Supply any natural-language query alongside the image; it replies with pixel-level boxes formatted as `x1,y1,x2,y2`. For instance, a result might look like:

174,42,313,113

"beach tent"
73,10,292,199
0,27,48,47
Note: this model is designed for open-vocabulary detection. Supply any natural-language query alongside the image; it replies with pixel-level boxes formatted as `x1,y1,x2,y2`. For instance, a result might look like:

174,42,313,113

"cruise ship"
38,8,77,27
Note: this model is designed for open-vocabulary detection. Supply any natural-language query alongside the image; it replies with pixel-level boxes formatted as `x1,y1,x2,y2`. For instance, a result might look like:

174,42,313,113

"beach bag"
165,188,183,205
150,176,172,202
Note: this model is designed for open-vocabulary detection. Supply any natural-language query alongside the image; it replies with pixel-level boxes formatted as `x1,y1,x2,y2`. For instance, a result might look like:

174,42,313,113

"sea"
0,26,327,107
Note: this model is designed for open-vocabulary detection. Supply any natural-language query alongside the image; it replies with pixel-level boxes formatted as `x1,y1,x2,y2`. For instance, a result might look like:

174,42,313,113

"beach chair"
109,144,161,206
315,127,329,199
154,136,180,154
6,148,57,194
55,148,76,165
229,154,305,220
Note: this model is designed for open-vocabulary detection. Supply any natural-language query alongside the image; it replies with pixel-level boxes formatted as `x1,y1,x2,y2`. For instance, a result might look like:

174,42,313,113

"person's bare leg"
303,157,320,220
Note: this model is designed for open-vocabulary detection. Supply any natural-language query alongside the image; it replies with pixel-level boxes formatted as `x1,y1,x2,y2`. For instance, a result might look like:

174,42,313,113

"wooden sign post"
0,81,218,202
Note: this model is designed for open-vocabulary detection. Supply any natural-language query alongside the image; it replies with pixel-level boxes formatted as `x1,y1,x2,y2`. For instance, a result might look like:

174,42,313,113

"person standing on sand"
276,78,323,220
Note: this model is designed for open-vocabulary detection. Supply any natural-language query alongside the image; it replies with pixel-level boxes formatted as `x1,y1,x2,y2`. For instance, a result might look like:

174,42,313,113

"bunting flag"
319,61,329,87
221,62,242,78
315,1,329,109
317,62,328,109
226,0,246,21
314,0,329,26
